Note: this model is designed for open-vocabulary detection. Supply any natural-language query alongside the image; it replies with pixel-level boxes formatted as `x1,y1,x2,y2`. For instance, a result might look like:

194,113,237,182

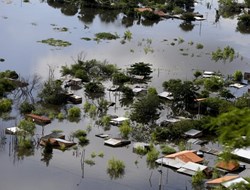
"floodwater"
0,0,250,189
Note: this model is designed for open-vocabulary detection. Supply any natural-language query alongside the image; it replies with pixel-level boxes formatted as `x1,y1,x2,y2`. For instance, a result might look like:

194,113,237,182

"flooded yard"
1,0,250,189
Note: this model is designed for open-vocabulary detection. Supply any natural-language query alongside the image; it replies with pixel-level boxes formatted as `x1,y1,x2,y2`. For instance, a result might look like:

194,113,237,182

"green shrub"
68,107,81,118
160,144,176,154
0,98,12,112
107,157,125,179
95,32,119,40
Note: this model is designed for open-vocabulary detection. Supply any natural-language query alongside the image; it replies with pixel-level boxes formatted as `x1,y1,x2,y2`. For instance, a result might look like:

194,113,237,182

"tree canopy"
130,93,163,125
209,108,250,149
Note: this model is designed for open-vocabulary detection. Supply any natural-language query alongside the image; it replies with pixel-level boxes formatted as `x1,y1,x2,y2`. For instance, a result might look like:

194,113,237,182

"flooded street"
1,0,250,189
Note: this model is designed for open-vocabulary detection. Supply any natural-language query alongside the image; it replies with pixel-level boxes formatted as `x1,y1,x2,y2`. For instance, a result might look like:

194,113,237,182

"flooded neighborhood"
1,0,250,189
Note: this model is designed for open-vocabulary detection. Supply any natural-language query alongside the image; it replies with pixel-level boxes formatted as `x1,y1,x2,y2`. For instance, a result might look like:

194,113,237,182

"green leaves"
211,108,250,149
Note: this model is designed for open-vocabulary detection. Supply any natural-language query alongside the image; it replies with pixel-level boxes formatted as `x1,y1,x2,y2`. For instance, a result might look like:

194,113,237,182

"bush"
73,129,87,138
19,101,35,114
119,120,132,139
160,144,176,154
0,98,12,113
68,107,81,118
233,70,243,82
107,157,125,179
95,32,119,40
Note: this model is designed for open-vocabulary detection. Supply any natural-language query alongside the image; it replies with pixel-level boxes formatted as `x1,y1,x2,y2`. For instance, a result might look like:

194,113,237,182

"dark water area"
0,0,250,189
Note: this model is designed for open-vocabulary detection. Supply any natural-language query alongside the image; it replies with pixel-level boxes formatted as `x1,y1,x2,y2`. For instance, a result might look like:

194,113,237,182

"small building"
133,142,150,152
233,148,250,163
216,160,240,172
104,138,131,147
156,150,204,169
244,72,250,80
158,91,174,100
187,138,207,145
68,94,82,104
229,83,245,89
184,129,203,138
110,117,129,125
206,175,249,189
132,86,146,95
5,127,21,135
40,132,76,148
26,113,51,125
202,71,215,78
40,132,65,146
95,133,110,138
177,161,208,176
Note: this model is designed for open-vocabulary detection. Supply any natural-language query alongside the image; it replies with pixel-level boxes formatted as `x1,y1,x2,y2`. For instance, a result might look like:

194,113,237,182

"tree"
127,62,152,78
119,120,132,139
18,119,36,138
192,169,205,188
39,67,67,105
107,157,125,179
204,77,224,91
209,108,250,149
68,106,81,118
130,93,163,125
162,79,198,111
237,13,250,34
0,98,12,113
233,70,243,82
19,101,35,114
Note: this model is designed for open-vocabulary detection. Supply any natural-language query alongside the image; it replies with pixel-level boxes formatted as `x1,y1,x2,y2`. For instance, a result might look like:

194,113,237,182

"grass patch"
81,37,92,41
85,159,95,166
38,38,71,47
95,32,119,40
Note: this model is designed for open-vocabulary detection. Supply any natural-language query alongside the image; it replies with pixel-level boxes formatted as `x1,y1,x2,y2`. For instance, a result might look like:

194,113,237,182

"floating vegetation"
170,42,175,46
0,58,5,62
53,27,68,32
85,159,95,166
144,46,154,54
188,41,194,45
31,22,37,26
123,30,132,41
130,49,134,53
178,37,184,44
81,37,92,41
182,53,189,56
95,32,119,40
98,152,104,158
91,152,96,158
38,38,72,47
211,46,235,62
196,43,204,49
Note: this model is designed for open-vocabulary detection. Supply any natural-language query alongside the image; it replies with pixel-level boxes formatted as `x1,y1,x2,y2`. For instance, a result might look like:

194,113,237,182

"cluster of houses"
155,149,249,189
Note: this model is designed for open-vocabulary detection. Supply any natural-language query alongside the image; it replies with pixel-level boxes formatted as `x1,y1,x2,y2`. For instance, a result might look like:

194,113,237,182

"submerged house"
184,129,203,138
177,161,208,176
110,117,129,125
40,132,76,148
156,150,204,169
233,148,250,163
26,113,51,125
158,91,174,100
206,175,249,189
104,138,131,147
5,127,21,135
216,160,240,172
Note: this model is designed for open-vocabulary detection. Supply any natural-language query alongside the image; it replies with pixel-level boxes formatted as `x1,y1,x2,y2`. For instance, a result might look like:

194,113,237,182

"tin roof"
166,150,203,163
216,160,240,171
206,175,239,185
